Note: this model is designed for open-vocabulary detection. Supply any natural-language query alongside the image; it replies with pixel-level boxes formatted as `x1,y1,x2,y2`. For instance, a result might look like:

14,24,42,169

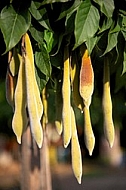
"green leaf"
41,0,71,5
29,1,51,30
57,0,81,20
122,44,126,75
85,36,98,55
110,24,120,33
93,0,114,17
35,68,49,92
121,16,126,40
115,32,125,65
65,11,76,34
30,1,41,9
0,5,31,53
99,17,113,34
74,0,100,49
0,81,12,121
29,25,44,43
122,16,126,26
103,32,118,55
51,33,64,56
50,49,63,68
44,30,55,53
35,44,52,77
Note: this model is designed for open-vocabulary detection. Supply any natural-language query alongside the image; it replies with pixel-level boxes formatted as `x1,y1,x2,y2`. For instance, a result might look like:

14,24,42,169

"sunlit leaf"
35,67,49,92
93,0,114,17
35,44,52,77
57,0,81,20
29,1,51,30
74,0,100,49
110,24,120,33
103,32,118,55
29,26,44,43
41,0,71,5
44,30,55,53
99,17,113,34
0,5,31,53
85,36,98,55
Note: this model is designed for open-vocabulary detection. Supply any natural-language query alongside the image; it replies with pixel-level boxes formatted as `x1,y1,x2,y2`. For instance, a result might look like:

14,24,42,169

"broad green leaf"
74,0,100,49
35,44,52,77
103,32,118,55
98,17,113,34
30,1,41,9
110,23,120,33
85,36,98,55
41,0,71,5
109,15,122,34
29,25,44,43
35,67,49,92
0,5,31,53
93,0,114,17
29,1,51,30
65,11,76,34
57,0,81,20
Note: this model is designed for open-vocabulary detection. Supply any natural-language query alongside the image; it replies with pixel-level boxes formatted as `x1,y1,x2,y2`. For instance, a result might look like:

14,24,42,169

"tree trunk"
21,127,52,190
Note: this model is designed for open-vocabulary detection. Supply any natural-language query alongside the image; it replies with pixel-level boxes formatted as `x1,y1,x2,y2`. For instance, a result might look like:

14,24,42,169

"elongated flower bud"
83,106,95,156
71,106,82,184
71,52,84,111
62,46,71,148
24,55,43,148
24,33,43,119
24,33,43,148
80,49,94,108
12,56,28,144
102,56,115,148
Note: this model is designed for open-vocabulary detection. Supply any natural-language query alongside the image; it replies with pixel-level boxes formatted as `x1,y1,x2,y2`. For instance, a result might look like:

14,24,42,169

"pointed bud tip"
17,137,21,144
89,151,93,156
88,145,95,156
37,141,43,148
109,141,114,148
64,143,68,148
64,138,71,148
55,121,62,135
77,176,82,184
